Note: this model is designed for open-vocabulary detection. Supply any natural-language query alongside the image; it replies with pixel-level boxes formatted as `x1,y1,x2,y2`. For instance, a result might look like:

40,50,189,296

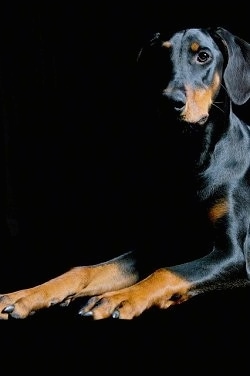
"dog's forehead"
168,28,215,50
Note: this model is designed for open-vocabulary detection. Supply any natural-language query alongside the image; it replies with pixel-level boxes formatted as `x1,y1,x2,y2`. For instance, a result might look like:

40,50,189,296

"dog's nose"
172,99,185,112
162,90,186,112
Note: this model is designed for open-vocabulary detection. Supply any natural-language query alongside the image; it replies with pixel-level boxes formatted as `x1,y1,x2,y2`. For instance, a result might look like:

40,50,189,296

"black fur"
1,27,250,320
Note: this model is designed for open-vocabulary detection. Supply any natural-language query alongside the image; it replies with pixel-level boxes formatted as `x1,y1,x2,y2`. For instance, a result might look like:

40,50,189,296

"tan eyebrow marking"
162,41,171,48
190,42,200,52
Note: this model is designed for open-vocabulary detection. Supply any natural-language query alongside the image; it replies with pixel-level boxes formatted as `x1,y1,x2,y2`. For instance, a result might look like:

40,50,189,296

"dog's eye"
197,50,211,63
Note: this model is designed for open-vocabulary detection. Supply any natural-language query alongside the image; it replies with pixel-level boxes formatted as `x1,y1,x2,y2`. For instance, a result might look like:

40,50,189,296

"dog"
1,27,250,320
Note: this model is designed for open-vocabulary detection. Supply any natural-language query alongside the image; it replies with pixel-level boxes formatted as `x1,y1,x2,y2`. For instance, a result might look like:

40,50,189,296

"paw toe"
2,305,14,314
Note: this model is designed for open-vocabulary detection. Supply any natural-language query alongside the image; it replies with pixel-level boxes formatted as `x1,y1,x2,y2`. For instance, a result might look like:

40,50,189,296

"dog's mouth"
178,113,209,126
197,115,209,125
158,98,209,126
188,114,209,126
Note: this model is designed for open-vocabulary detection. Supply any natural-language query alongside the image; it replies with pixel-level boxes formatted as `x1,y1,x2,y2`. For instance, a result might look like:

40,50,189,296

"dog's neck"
197,88,230,162
196,101,250,200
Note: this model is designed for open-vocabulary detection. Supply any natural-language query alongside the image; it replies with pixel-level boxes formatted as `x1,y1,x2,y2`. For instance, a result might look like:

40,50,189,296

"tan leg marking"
208,199,228,223
0,260,138,319
80,268,192,320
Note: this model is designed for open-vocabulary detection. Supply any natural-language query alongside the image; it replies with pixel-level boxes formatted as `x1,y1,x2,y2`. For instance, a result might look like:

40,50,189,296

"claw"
78,310,93,317
112,309,120,319
2,305,15,314
60,299,71,307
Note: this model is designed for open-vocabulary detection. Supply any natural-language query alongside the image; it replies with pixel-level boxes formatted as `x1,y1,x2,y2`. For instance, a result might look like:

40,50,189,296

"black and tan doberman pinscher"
1,27,250,320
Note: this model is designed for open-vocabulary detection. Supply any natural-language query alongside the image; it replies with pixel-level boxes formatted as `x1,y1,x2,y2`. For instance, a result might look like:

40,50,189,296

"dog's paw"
78,291,146,320
0,291,39,319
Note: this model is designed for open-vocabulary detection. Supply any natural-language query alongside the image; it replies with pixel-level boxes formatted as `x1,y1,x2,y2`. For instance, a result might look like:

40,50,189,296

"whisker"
219,83,229,95
212,103,225,113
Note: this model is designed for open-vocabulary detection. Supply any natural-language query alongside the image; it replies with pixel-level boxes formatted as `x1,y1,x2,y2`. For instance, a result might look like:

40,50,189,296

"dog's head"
138,28,250,125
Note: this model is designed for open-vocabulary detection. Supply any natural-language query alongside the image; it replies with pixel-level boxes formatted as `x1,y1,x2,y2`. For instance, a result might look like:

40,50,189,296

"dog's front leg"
77,250,248,320
0,251,138,319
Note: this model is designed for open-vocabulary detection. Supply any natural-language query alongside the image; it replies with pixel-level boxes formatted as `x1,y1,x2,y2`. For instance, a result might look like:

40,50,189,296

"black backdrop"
1,2,250,373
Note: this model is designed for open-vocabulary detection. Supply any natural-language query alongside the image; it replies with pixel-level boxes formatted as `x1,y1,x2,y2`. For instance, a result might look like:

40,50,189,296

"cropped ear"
137,32,163,63
214,27,250,105
136,32,173,91
136,32,171,94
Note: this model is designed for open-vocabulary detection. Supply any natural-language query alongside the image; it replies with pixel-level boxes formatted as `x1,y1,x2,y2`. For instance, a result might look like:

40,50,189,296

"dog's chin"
197,115,209,125
177,115,209,134
180,114,209,127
